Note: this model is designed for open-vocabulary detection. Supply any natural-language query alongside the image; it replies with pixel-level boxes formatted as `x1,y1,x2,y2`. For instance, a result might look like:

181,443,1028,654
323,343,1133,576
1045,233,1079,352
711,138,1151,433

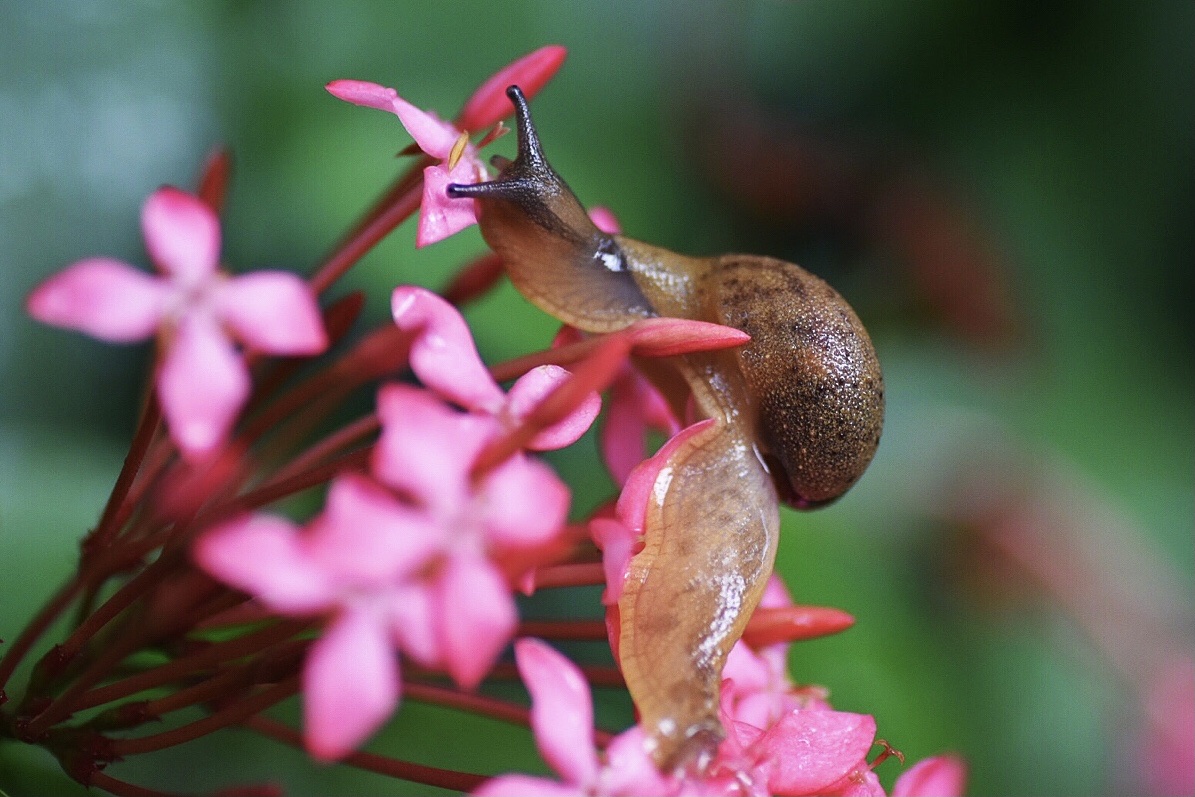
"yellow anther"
447,131,470,170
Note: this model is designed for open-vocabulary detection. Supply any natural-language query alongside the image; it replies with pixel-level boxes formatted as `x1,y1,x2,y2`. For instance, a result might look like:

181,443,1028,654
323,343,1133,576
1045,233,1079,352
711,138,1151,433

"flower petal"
326,80,460,157
372,383,487,512
26,258,167,342
472,775,581,797
416,161,482,247
588,517,635,604
307,473,442,583
457,45,568,132
390,286,504,412
193,514,334,614
601,727,673,796
600,366,682,485
758,710,877,795
507,365,601,451
515,638,598,787
481,454,570,549
436,552,516,689
891,755,968,797
141,187,220,283
217,271,327,354
587,206,622,235
157,312,249,458
388,583,439,667
303,607,400,761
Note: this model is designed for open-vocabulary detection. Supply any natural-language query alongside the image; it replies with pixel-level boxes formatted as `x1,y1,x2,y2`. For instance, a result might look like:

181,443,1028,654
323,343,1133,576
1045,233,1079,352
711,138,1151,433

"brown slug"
449,86,884,771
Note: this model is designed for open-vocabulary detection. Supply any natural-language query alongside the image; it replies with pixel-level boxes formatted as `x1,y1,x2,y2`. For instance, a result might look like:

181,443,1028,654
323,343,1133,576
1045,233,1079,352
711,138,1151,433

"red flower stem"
517,620,609,640
404,681,615,746
140,642,305,719
72,620,310,713
531,562,606,589
23,555,215,734
489,337,605,383
244,715,488,792
0,580,83,694
195,447,372,528
486,661,626,688
266,414,380,487
308,178,424,296
472,334,632,479
107,675,299,757
84,391,163,560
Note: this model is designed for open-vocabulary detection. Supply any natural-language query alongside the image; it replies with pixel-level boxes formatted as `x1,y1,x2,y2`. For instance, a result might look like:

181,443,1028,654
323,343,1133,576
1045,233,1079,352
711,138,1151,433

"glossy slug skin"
449,86,883,770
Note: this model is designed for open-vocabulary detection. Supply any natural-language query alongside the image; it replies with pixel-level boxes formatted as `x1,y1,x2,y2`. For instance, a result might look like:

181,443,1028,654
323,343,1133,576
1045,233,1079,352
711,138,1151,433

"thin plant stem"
244,715,488,792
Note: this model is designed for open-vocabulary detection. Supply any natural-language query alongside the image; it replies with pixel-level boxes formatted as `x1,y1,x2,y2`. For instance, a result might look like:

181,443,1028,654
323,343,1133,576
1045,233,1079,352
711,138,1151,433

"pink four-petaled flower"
26,186,327,458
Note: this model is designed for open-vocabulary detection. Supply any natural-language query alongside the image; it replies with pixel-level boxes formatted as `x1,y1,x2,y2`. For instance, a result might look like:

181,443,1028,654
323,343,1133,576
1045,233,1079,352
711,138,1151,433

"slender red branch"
244,715,488,792
88,771,179,797
308,181,423,296
517,620,608,640
0,580,83,693
531,562,606,589
107,675,299,756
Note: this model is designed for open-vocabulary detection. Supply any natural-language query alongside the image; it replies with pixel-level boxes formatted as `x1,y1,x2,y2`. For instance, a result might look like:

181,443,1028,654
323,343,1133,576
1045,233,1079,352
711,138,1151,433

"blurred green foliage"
1,2,1191,795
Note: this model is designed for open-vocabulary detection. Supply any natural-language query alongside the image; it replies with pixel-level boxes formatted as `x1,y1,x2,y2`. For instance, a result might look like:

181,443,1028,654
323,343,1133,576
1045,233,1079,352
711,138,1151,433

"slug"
449,86,884,771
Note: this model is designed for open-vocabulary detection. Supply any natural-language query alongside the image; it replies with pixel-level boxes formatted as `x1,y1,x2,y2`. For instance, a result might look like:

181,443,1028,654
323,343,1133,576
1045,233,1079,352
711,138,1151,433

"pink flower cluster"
478,636,966,797
195,287,600,760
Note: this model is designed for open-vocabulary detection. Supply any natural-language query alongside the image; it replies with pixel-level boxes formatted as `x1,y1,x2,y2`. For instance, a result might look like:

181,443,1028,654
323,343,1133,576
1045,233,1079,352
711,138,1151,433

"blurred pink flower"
26,186,326,458
193,472,440,760
474,638,672,797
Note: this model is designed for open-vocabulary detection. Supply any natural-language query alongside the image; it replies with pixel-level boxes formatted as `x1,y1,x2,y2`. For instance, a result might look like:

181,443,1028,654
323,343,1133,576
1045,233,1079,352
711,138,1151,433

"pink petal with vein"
193,514,334,613
303,607,400,761
759,711,877,795
26,258,167,342
307,473,441,583
457,45,568,132
141,187,220,283
218,271,327,354
157,313,249,458
515,638,598,787
473,775,581,797
326,79,459,157
325,79,401,113
437,553,516,689
507,365,601,450
892,755,967,797
417,161,482,247
481,455,569,549
628,317,751,357
391,286,503,411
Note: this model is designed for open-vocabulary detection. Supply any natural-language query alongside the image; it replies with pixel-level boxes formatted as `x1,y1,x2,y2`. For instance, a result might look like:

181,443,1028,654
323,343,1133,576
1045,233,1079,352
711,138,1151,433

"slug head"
448,86,654,330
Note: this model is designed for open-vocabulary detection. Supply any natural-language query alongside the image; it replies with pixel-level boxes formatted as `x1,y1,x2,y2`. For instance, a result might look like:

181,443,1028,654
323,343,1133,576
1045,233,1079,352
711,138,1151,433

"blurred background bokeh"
2,2,1191,795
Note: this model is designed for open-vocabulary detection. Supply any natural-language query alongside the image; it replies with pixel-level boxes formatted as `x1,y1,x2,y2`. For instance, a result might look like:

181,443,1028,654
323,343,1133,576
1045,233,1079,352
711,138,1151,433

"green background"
1,2,1191,795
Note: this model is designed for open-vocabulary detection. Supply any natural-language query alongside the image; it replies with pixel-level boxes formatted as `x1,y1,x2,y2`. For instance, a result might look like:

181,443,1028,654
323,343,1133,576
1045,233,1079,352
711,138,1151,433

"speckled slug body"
449,87,884,771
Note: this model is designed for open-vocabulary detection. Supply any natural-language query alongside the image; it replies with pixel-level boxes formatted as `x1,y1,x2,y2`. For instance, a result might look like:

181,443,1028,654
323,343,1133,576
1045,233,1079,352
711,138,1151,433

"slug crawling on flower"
449,86,884,771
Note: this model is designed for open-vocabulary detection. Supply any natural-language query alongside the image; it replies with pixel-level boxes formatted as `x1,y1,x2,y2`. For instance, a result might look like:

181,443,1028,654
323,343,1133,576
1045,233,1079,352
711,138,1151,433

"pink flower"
327,45,567,248
891,755,967,797
26,186,327,458
369,384,575,689
391,285,600,449
474,638,673,796
193,473,440,760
